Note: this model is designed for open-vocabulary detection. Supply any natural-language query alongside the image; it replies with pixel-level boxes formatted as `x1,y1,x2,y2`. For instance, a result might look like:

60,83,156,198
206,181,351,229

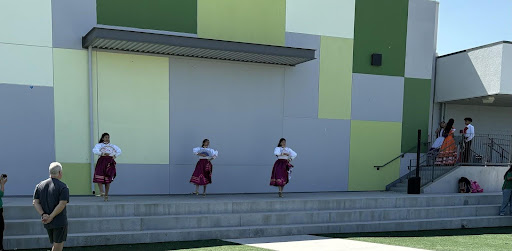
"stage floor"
3,191,500,207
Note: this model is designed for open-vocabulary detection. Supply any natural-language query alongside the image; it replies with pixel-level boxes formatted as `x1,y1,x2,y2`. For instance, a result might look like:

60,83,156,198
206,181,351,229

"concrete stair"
3,192,510,249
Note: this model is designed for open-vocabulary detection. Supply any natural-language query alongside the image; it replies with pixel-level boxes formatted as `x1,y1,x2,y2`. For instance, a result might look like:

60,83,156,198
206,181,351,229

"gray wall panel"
351,74,404,122
0,84,55,196
52,0,97,49
169,58,285,168
283,118,350,192
284,32,320,119
108,164,170,195
404,0,438,79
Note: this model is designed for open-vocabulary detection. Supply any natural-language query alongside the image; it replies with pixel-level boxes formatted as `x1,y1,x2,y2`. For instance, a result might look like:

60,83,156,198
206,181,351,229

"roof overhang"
443,94,512,107
82,27,316,66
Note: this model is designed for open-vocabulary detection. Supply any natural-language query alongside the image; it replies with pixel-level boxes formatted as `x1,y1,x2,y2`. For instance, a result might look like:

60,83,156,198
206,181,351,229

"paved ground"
226,235,430,251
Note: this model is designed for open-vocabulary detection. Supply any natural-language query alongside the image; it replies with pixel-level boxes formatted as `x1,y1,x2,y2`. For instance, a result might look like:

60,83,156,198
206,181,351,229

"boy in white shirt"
462,117,475,163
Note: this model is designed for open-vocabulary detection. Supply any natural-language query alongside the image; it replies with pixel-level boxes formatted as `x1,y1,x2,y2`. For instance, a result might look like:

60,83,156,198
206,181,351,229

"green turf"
19,239,269,251
319,227,512,251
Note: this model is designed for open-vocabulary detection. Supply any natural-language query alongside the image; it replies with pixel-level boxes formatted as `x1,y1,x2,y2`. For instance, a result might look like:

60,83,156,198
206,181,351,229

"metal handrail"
374,142,429,170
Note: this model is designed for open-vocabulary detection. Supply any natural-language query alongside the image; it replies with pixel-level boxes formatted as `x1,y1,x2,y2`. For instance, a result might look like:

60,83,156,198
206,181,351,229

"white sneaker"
499,213,505,216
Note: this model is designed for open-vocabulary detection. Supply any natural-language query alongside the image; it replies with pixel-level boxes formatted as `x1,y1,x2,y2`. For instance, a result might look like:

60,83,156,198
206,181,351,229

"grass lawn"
18,239,269,251
319,227,512,251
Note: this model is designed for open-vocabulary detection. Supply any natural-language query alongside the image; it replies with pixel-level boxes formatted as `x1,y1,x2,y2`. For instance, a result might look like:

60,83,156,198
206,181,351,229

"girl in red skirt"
93,133,122,201
270,138,297,197
190,139,218,196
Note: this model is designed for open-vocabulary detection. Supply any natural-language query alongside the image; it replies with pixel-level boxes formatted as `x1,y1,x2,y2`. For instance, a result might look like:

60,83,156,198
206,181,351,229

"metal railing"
386,133,512,190
374,142,430,170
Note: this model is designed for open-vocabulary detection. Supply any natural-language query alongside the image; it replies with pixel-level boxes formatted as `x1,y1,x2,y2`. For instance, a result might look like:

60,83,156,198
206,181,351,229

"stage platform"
3,192,511,249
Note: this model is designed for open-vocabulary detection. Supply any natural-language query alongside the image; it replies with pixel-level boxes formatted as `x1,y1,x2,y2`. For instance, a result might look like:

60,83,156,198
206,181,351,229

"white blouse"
274,147,297,160
93,143,122,157
193,147,218,159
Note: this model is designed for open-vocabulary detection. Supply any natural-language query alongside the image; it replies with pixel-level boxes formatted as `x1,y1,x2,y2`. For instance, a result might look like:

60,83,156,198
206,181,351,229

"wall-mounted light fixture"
482,96,495,104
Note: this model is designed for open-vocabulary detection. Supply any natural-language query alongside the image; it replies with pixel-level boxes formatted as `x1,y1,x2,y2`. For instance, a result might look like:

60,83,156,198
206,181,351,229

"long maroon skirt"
270,159,290,187
190,159,212,185
93,156,117,184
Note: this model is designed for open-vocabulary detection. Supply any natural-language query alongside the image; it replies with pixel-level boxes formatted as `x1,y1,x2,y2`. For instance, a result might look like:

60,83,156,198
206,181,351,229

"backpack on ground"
470,180,483,193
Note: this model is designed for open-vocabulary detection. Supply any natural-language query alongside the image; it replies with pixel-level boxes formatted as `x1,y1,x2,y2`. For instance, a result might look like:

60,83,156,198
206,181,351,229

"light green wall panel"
60,163,91,195
197,0,286,46
286,0,355,38
349,120,402,191
318,36,353,120
0,43,53,86
54,49,91,163
352,0,409,77
95,52,169,164
0,0,52,46
402,77,431,153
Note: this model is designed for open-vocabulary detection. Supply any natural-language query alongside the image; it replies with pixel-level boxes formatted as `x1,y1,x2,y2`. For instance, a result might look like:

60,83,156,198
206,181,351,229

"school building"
1,0,440,196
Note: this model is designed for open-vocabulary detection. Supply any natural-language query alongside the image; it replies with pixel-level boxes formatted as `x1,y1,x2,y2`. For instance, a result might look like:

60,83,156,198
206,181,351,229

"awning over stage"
82,27,316,66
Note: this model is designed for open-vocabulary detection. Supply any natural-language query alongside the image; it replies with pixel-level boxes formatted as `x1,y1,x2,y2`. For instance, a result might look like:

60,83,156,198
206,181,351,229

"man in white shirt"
462,117,475,163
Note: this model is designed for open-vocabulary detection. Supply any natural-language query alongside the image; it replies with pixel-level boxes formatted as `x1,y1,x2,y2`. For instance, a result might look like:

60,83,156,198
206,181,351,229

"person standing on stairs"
93,133,122,202
0,174,7,251
461,118,475,163
190,139,218,196
33,162,69,251
499,165,512,216
270,138,297,198
435,119,457,165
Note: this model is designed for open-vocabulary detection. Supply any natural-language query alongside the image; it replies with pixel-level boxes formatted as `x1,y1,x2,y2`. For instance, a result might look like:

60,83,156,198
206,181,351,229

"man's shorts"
46,226,67,244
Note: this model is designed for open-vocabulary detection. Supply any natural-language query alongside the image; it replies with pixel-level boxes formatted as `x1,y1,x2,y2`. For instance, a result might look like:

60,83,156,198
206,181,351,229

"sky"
437,0,512,55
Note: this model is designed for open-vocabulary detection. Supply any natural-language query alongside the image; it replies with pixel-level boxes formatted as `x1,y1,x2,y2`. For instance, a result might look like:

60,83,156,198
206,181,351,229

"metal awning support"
82,27,316,66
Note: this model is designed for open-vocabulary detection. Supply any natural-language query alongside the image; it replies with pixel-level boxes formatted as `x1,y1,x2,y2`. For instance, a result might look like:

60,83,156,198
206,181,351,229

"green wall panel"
94,52,169,165
97,0,197,34
352,0,409,77
318,36,353,120
60,163,91,195
349,120,402,191
54,49,91,163
197,0,285,46
401,78,431,153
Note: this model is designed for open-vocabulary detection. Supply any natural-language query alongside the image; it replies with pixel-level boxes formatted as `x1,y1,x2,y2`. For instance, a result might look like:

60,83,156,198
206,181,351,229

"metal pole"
88,46,94,195
416,130,421,178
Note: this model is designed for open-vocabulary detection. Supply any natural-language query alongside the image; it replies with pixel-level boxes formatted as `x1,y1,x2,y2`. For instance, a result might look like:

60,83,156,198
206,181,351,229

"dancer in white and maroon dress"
270,138,297,197
190,139,218,197
93,133,121,201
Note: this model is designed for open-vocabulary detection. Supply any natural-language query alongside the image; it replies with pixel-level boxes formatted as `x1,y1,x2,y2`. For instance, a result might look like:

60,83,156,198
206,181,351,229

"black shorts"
46,226,67,244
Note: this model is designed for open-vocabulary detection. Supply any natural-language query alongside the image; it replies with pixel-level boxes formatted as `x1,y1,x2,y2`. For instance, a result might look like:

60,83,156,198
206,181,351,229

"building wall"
501,44,512,94
435,44,504,103
0,0,438,195
443,104,512,135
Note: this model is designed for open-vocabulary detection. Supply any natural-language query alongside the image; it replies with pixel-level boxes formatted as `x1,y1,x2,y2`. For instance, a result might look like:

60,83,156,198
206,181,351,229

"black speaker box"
407,177,421,194
371,53,382,66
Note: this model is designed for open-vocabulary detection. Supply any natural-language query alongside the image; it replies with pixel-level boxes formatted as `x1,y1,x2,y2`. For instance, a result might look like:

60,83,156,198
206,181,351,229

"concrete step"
6,215,512,249
4,205,500,236
5,194,502,220
390,187,407,193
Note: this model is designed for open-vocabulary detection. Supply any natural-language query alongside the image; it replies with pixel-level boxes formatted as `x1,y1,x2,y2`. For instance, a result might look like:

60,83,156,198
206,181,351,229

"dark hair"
277,138,286,147
443,119,454,136
464,117,473,122
99,133,110,143
505,165,512,180
202,139,209,148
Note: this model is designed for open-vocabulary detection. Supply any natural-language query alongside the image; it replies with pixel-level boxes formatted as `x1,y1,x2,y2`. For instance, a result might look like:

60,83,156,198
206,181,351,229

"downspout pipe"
88,46,94,194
